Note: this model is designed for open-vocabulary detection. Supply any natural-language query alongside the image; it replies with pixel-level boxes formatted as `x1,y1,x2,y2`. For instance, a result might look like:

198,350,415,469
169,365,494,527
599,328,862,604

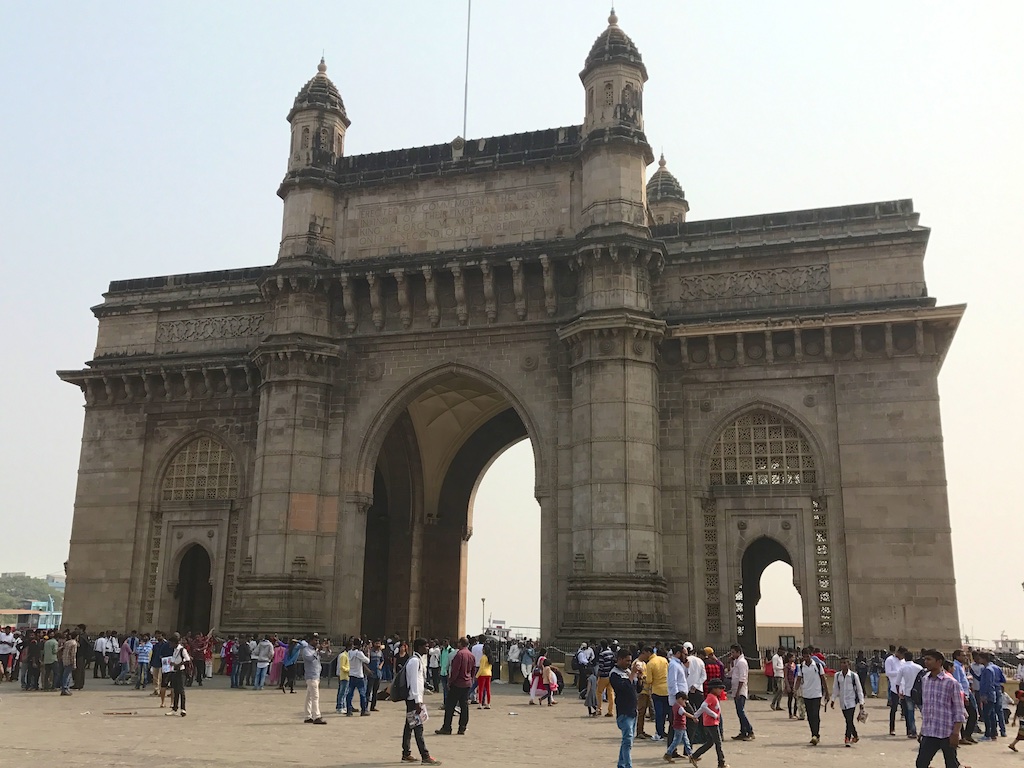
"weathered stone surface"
58,13,963,651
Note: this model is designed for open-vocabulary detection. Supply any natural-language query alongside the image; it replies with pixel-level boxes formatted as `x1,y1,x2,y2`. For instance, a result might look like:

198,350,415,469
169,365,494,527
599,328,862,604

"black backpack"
390,660,410,702
910,668,927,707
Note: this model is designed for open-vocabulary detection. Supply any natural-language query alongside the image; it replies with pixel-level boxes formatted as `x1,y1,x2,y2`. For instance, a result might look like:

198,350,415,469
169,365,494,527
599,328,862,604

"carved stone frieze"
156,314,266,343
679,265,830,301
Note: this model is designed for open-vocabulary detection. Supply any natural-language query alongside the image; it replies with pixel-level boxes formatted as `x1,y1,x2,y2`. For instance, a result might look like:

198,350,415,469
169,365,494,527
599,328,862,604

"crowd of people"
6,622,1024,768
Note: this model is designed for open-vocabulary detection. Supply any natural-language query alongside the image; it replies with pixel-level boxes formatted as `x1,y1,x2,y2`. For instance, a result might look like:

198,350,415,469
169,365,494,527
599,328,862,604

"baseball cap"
683,641,694,651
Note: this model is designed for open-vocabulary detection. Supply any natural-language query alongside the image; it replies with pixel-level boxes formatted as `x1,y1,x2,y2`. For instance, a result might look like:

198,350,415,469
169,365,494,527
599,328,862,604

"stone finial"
658,153,667,168
608,7,618,26
317,57,327,74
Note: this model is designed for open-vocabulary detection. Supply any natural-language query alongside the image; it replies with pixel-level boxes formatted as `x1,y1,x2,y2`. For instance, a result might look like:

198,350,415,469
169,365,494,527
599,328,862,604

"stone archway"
176,544,213,634
353,370,537,640
737,536,795,656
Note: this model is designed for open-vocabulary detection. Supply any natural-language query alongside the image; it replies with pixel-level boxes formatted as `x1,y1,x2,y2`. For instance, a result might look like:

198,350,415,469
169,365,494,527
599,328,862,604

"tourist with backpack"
399,637,441,765
896,649,924,738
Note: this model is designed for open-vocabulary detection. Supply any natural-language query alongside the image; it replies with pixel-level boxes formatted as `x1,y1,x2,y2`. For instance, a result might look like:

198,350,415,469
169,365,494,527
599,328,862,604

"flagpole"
463,0,472,139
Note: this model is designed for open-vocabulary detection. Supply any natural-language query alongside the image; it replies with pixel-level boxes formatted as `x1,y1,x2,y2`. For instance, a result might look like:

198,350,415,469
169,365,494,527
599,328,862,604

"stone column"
230,271,339,634
556,244,672,641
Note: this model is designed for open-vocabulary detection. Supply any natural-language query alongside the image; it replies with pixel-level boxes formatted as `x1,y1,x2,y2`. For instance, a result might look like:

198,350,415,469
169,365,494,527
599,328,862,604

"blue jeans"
616,714,636,768
666,724,692,756
869,672,880,695
902,697,918,735
336,678,349,710
62,667,74,693
981,697,998,737
652,694,669,738
254,665,267,690
231,662,242,688
135,664,150,688
346,676,367,712
735,694,753,735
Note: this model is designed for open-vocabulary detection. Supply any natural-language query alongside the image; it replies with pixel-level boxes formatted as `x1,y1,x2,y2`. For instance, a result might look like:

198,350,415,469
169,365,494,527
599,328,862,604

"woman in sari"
528,646,547,704
268,636,286,687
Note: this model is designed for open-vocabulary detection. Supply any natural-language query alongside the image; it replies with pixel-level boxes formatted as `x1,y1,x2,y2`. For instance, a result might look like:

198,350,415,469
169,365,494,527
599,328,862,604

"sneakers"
421,759,442,766
312,718,327,725
360,711,371,716
165,710,178,716
652,735,665,742
663,755,675,763
401,757,418,763
810,736,819,745
304,718,314,723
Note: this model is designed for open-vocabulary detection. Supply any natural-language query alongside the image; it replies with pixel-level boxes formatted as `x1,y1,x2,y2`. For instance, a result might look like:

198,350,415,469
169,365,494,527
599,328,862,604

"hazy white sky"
2,2,1021,643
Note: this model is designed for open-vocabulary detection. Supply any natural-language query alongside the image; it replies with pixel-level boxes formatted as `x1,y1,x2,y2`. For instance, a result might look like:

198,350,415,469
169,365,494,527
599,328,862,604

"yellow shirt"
647,654,669,696
338,651,350,680
479,654,492,677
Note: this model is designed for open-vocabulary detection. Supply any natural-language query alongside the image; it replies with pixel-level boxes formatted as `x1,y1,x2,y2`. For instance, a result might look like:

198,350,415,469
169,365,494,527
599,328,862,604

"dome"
287,58,350,125
582,9,647,81
647,154,686,203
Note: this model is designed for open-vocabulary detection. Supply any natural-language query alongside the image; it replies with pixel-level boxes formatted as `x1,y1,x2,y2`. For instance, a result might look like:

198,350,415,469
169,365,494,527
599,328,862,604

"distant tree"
0,574,64,610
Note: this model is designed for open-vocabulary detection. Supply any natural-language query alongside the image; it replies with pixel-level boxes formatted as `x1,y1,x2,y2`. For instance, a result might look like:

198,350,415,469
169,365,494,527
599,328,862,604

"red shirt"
672,701,690,730
700,692,721,727
448,647,475,689
704,660,723,693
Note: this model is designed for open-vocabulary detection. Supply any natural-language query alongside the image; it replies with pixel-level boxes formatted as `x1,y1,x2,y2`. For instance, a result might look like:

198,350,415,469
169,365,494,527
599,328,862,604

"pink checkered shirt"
920,669,966,739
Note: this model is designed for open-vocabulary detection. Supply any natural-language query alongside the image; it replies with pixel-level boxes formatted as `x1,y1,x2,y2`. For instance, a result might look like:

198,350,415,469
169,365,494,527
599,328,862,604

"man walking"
916,650,965,768
346,639,371,716
253,634,274,690
60,630,79,695
436,637,473,735
795,647,829,745
300,635,326,725
684,645,708,744
93,631,109,679
729,645,754,741
886,644,905,735
166,633,190,717
897,649,924,738
951,649,978,744
403,637,441,765
833,657,865,746
647,647,670,742
42,631,59,691
596,640,616,717
609,648,639,768
770,648,785,710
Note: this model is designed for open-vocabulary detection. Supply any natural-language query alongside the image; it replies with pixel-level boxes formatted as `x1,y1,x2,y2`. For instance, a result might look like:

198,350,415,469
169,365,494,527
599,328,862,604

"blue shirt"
952,660,971,696
299,641,321,680
979,665,997,699
284,645,300,666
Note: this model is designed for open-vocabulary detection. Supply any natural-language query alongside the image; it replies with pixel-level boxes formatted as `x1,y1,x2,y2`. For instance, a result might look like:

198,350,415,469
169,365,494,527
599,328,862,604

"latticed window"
709,411,816,486
161,436,238,501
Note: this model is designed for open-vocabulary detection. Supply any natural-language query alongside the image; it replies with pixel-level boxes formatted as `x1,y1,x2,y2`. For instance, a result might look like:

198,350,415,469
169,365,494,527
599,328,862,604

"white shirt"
685,655,707,692
833,669,864,709
170,643,191,668
884,653,903,692
797,660,826,698
0,632,13,654
428,646,441,669
94,636,108,653
471,643,484,667
1015,663,1024,683
406,653,426,703
108,637,119,655
771,653,784,677
577,646,595,666
731,655,749,698
896,660,923,695
668,656,688,696
507,644,521,663
348,649,369,679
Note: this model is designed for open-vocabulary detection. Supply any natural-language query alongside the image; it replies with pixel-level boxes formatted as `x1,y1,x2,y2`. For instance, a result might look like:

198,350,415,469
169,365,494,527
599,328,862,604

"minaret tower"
578,8,655,236
277,58,350,263
647,154,689,224
557,10,672,642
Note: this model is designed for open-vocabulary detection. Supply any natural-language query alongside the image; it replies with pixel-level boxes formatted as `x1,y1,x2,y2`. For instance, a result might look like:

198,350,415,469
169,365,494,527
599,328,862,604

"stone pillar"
332,492,370,633
230,271,339,634
557,245,672,641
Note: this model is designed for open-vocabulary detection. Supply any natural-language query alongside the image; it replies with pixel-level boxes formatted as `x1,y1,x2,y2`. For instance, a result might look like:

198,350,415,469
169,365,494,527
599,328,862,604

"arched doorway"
177,545,213,633
359,372,538,639
737,536,793,656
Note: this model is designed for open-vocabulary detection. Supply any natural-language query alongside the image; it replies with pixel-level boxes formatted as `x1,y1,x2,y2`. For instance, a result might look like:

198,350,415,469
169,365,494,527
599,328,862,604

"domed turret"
286,58,351,172
647,154,689,224
581,8,648,83
577,9,654,236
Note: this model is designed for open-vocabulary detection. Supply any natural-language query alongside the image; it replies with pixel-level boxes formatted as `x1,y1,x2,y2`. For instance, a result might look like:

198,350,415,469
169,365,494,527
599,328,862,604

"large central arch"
351,364,544,639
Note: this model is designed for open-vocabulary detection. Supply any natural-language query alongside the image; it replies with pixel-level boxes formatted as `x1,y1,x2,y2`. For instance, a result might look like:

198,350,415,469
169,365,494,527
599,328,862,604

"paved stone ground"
1,677,1017,767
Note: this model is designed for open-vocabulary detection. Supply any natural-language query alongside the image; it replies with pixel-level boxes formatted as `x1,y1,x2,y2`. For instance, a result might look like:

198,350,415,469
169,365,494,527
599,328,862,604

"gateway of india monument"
59,11,964,651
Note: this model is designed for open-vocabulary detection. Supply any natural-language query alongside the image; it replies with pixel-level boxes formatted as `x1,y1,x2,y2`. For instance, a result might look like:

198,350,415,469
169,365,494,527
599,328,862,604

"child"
663,691,695,762
1011,691,1024,752
585,668,598,716
541,659,557,706
689,679,728,768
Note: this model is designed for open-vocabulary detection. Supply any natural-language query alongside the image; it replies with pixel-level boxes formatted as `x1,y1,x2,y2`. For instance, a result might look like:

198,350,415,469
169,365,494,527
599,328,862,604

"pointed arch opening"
710,410,816,488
